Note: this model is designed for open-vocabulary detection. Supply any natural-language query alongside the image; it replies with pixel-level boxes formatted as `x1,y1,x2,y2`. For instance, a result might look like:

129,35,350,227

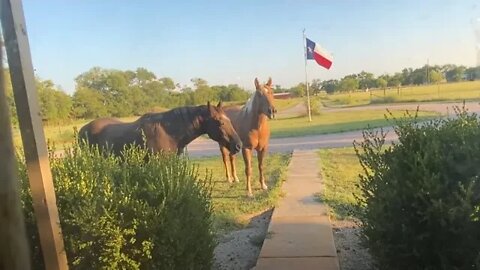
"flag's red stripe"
313,52,332,69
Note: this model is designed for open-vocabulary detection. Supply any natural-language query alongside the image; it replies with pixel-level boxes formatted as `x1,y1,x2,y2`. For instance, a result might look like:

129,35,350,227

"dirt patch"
332,219,375,270
213,209,273,270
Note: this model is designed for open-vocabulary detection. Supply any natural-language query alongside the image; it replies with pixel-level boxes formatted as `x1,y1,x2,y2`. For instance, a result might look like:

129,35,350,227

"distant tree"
159,77,175,91
289,83,306,97
445,66,466,82
310,79,323,95
321,79,339,94
387,73,403,87
36,79,72,122
465,67,480,81
191,78,215,105
273,84,284,93
358,71,376,90
375,78,388,89
429,70,444,84
135,67,156,84
72,87,108,119
338,77,359,92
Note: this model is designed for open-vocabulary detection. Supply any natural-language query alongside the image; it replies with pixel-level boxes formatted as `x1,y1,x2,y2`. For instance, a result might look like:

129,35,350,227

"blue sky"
22,0,479,94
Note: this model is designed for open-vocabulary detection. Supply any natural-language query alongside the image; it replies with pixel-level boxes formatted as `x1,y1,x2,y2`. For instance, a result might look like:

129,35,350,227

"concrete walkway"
255,150,339,270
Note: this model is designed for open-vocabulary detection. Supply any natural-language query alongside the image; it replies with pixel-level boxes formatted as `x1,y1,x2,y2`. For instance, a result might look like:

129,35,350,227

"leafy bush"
370,95,398,104
354,108,480,269
19,143,215,269
304,96,322,115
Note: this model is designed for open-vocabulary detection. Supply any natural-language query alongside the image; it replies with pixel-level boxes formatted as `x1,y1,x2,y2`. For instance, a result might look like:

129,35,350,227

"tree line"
4,64,480,123
4,67,251,123
275,64,480,96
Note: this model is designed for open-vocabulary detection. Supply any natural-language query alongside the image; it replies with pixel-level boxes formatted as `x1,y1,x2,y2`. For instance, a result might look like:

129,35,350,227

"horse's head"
204,101,242,154
254,77,277,119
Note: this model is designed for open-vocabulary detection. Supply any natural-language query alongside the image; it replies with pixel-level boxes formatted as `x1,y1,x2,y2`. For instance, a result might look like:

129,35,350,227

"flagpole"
303,29,312,122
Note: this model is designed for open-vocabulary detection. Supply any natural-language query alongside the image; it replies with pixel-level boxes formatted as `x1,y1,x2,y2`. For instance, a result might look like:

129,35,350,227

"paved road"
187,101,480,157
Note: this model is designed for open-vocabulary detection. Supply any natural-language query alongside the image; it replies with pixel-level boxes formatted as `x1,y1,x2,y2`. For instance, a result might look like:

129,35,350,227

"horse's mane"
138,105,208,125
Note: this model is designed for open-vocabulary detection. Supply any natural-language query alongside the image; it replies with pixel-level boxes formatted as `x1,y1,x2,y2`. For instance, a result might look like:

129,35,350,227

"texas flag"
306,38,333,69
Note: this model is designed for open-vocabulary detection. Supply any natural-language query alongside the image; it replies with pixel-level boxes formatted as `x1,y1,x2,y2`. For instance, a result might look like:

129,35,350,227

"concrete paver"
256,257,339,270
255,150,339,270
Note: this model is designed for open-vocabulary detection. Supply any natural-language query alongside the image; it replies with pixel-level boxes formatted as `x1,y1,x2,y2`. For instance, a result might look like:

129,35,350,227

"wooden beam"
0,0,68,269
0,37,31,270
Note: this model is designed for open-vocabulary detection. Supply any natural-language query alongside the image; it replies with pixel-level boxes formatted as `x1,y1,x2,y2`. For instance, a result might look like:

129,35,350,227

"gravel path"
213,210,273,270
331,220,374,270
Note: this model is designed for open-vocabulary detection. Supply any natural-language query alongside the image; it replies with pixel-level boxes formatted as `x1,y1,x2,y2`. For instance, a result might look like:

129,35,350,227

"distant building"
273,92,291,99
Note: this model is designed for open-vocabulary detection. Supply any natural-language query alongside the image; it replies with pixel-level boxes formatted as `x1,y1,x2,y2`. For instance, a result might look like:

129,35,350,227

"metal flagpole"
303,29,312,122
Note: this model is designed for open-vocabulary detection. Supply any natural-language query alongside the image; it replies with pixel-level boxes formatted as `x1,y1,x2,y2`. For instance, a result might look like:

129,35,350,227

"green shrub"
20,143,215,270
370,95,398,104
304,96,322,115
354,108,480,269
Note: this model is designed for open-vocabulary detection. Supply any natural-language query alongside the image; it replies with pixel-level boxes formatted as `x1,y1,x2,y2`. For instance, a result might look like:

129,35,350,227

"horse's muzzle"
229,142,242,154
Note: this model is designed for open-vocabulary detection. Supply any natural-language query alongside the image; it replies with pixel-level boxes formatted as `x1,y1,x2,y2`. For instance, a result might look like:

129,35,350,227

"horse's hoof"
261,184,268,190
234,176,240,183
247,192,254,198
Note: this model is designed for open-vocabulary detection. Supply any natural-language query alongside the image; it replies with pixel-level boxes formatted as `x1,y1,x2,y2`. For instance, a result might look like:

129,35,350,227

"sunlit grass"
322,81,480,107
191,153,290,234
273,97,303,111
317,147,362,220
270,109,439,138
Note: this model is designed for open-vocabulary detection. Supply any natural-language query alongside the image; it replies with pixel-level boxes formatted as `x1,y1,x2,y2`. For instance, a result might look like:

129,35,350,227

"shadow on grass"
315,192,361,221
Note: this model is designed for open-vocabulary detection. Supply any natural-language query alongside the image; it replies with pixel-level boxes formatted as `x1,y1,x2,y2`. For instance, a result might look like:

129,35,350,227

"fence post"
0,37,31,270
0,0,69,269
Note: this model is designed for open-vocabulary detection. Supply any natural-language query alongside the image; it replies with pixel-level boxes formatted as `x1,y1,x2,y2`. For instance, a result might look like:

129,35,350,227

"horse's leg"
257,149,268,190
229,154,240,183
242,148,253,197
220,146,233,183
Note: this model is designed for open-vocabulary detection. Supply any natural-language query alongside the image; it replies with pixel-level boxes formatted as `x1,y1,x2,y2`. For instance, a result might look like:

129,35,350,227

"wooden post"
0,38,31,270
0,0,69,269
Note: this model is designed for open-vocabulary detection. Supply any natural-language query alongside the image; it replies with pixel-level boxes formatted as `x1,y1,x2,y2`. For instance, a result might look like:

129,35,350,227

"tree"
321,79,339,94
310,79,323,95
36,79,72,122
191,78,215,105
358,71,376,90
289,83,305,97
445,66,466,82
387,73,403,87
134,67,156,84
72,87,108,119
465,67,480,81
337,77,359,92
159,77,175,91
428,70,444,84
376,78,387,89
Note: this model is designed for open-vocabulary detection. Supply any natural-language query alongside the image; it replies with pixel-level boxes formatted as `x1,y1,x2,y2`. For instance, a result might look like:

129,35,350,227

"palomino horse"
79,102,242,156
219,78,276,196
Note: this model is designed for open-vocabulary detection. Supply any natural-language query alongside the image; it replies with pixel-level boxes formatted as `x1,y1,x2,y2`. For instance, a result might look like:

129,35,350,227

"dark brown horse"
219,78,276,196
79,102,242,156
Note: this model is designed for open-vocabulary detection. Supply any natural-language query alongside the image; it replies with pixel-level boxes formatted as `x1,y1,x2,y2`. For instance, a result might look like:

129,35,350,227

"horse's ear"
216,101,223,109
207,101,216,115
254,78,261,91
266,77,272,87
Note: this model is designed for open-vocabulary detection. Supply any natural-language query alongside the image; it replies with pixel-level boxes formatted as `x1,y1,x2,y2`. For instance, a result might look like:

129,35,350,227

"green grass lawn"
191,153,290,234
269,109,439,138
273,97,303,111
317,147,363,221
322,81,480,107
